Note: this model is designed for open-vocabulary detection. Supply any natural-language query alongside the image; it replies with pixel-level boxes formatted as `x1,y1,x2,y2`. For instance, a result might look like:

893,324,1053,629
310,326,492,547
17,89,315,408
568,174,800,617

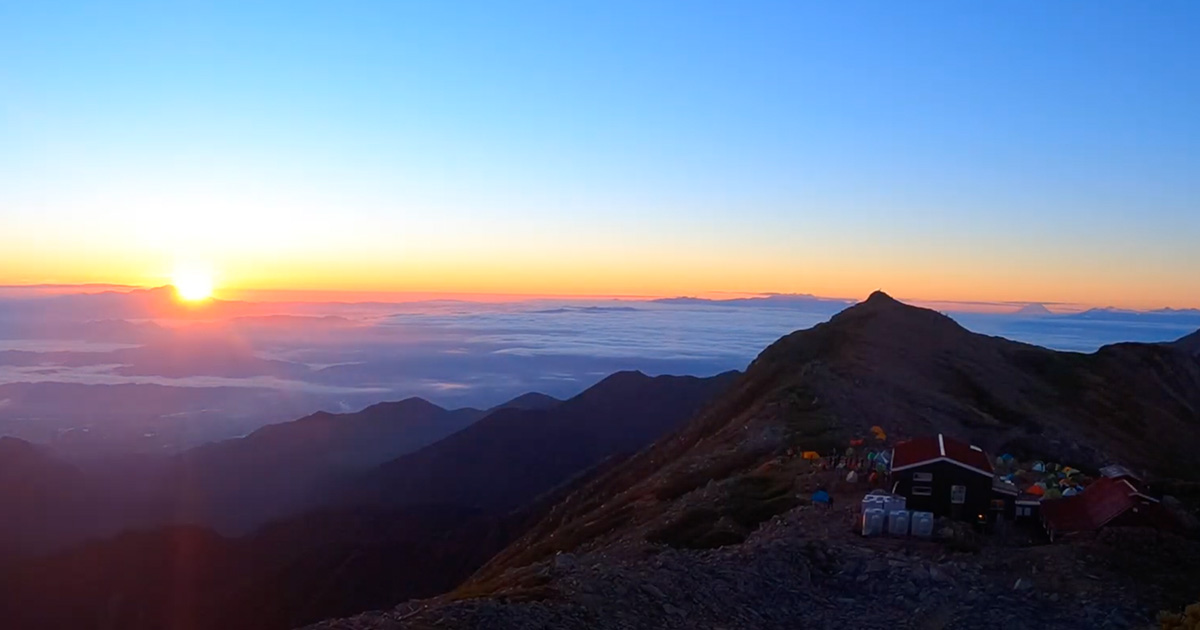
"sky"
2,2,1198,308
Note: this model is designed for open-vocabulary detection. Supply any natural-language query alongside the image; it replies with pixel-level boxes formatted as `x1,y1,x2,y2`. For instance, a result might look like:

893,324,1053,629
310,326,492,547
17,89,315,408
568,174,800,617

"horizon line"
8,282,1198,315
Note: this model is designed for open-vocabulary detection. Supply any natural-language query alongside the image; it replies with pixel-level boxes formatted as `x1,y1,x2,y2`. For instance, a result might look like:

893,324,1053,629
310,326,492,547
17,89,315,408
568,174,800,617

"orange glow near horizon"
1,247,1197,311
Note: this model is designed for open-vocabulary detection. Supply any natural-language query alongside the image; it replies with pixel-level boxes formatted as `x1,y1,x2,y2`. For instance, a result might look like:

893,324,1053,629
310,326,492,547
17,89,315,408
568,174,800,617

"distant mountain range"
347,370,739,512
0,369,735,630
1065,306,1200,324
653,294,853,311
1013,302,1054,316
0,390,564,555
158,397,507,532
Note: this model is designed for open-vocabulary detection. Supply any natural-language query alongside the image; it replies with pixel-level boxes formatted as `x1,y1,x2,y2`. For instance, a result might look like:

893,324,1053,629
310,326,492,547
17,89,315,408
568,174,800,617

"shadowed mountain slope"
0,372,717,630
0,438,93,559
0,393,537,554
154,396,520,532
1176,329,1200,355
349,370,740,512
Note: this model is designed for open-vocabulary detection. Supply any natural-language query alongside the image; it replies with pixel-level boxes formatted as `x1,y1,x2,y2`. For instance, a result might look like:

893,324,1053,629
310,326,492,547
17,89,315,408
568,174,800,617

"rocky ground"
304,495,1197,630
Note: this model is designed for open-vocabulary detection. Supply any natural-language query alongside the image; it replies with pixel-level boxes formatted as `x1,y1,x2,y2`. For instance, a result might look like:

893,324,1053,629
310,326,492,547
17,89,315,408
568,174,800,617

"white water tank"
887,509,911,536
862,508,886,537
910,511,934,538
860,492,906,514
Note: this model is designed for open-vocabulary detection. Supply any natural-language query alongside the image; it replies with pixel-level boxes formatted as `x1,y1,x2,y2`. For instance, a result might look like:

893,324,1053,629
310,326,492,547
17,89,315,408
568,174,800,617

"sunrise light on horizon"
3,2,1198,309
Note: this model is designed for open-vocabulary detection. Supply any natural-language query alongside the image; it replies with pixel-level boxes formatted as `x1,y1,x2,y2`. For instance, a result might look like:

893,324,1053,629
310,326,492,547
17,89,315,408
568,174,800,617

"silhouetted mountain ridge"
0,437,98,559
0,370,735,630
157,396,494,532
348,370,740,512
1175,329,1200,353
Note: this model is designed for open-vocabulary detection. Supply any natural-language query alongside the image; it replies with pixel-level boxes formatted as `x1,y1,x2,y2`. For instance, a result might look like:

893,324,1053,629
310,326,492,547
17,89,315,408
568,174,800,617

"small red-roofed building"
1040,476,1179,541
890,434,996,522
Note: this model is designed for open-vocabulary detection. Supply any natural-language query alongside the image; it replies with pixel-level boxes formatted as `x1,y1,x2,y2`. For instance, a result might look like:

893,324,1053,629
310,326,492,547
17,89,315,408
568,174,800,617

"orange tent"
1026,484,1046,496
801,451,822,460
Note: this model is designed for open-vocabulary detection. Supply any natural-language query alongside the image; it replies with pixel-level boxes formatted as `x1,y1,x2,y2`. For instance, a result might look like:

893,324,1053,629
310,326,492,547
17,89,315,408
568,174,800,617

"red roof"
890,434,993,477
1040,477,1170,533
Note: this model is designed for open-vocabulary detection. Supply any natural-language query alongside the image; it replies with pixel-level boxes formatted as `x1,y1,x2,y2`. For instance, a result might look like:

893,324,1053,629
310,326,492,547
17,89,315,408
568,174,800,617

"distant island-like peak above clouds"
1013,302,1054,316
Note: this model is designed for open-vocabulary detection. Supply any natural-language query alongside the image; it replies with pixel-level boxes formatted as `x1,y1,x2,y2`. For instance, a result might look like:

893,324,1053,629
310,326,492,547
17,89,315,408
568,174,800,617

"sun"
172,268,215,301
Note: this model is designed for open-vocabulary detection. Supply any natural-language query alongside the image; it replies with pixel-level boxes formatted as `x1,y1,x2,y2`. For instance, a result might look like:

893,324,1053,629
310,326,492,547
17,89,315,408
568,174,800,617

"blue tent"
812,490,832,504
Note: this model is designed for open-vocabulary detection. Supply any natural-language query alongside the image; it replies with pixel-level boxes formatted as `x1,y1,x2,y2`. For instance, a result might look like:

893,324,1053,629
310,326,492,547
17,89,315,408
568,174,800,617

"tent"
1026,484,1046,497
812,489,832,504
801,451,822,461
846,470,859,483
1032,461,1046,473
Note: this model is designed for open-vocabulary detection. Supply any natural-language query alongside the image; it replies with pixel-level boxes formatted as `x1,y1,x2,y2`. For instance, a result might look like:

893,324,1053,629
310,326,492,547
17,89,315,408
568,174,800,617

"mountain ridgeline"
347,371,741,512
162,397,497,532
1176,329,1200,356
0,392,546,557
0,370,738,630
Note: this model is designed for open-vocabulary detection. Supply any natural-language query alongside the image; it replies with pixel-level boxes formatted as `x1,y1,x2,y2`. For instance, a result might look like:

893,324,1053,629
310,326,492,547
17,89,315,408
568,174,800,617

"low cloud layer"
0,287,1195,453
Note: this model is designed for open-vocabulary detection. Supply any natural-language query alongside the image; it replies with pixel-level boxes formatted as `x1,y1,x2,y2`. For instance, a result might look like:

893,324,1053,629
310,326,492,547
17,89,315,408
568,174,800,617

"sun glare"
173,268,214,301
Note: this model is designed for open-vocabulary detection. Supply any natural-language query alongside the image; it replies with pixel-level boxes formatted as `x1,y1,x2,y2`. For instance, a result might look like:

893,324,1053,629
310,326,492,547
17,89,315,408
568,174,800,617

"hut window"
912,486,933,496
913,472,933,482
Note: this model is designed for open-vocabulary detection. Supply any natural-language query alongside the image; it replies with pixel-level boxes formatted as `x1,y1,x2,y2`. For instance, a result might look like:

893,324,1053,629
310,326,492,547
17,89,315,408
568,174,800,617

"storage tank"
910,511,934,538
861,508,886,537
860,492,906,514
887,509,911,536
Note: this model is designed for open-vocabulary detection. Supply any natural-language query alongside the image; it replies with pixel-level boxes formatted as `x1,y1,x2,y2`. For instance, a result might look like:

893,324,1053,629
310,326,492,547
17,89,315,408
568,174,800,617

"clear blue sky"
2,1,1198,307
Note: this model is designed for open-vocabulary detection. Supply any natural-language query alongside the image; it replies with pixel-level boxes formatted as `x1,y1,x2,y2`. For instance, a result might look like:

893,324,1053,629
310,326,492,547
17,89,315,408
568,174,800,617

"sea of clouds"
0,287,1196,450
